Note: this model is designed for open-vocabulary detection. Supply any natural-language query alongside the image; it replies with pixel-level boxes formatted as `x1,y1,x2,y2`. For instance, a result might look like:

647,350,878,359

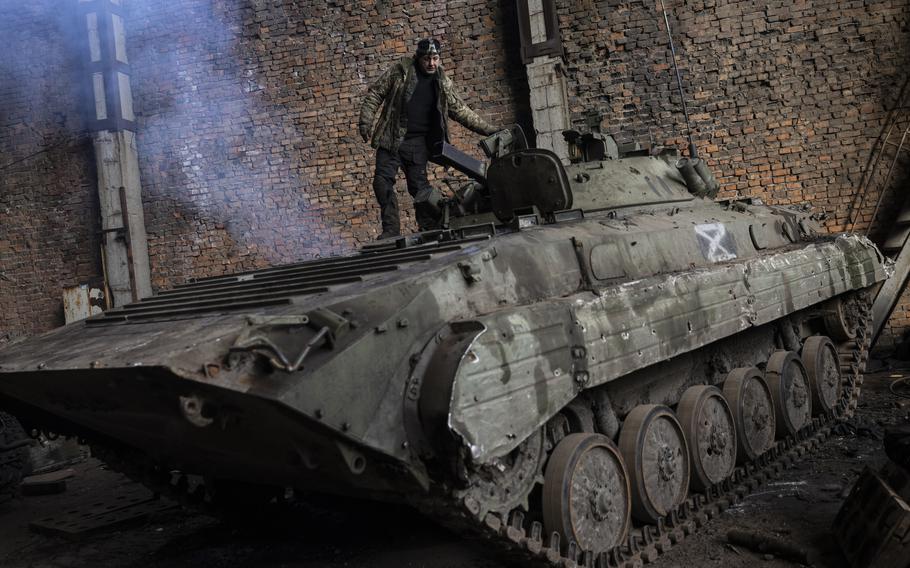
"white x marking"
695,223,737,262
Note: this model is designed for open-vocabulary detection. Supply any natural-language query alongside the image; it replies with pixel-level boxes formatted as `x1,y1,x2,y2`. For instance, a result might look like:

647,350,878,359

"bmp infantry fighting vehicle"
0,128,888,565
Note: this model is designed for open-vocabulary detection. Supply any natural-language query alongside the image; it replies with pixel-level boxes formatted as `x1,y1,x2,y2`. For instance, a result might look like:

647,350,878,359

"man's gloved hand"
359,125,370,143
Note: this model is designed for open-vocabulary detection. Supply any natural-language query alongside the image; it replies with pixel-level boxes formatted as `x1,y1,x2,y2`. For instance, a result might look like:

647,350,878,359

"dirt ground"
0,370,906,568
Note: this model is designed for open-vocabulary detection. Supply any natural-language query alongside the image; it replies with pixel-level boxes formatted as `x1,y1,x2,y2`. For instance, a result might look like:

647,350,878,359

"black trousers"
372,136,439,235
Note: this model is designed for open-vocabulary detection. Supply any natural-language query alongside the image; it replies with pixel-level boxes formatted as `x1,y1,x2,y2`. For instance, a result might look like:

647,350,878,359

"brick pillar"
77,0,152,306
519,0,570,162
526,55,571,162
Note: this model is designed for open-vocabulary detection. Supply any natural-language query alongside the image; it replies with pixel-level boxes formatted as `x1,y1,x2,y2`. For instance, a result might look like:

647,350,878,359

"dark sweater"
405,70,437,139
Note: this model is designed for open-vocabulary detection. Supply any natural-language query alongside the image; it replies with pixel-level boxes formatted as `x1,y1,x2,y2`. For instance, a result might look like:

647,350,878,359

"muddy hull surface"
0,366,422,498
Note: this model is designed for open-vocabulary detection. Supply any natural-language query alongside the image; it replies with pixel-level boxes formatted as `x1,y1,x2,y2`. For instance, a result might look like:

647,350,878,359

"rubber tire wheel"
0,412,30,503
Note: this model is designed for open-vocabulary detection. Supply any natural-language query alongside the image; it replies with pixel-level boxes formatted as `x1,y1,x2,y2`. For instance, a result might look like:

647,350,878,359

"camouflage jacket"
358,57,497,153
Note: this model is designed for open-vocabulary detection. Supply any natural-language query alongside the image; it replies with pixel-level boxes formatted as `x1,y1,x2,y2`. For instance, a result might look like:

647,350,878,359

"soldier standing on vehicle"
358,38,498,239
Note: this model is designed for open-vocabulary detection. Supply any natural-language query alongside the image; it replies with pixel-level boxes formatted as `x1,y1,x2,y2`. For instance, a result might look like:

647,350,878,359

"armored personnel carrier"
0,129,888,565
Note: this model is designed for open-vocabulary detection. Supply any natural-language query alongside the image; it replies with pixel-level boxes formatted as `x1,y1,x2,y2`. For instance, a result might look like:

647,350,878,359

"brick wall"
1,0,909,345
559,0,909,230
0,2,99,341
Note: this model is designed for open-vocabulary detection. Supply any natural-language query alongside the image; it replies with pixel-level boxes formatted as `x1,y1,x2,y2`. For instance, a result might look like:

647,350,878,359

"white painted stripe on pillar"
86,12,101,63
528,0,547,44
92,72,107,120
117,72,134,121
112,13,128,63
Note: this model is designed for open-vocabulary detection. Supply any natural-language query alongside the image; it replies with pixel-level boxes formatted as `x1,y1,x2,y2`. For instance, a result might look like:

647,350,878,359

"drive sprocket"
455,428,546,520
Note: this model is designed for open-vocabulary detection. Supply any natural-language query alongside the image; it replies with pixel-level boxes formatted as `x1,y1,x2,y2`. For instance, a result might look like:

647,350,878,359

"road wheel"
765,351,812,438
618,405,689,523
722,367,775,464
542,433,631,554
801,335,841,417
677,385,737,492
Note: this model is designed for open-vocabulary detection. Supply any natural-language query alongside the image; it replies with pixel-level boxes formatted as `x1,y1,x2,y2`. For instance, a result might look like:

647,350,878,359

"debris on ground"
29,474,177,540
726,528,811,564
20,467,74,496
